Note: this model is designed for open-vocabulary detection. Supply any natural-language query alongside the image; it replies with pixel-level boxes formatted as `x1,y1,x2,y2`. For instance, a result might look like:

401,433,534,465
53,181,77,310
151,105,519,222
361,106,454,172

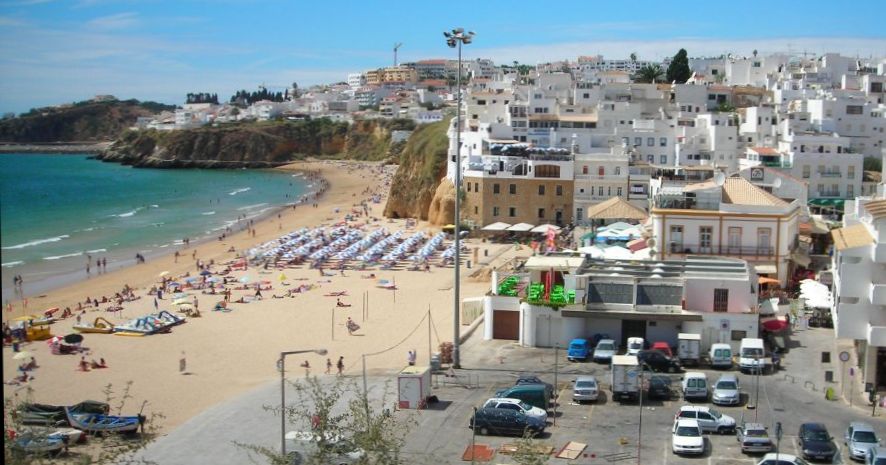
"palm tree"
634,64,664,83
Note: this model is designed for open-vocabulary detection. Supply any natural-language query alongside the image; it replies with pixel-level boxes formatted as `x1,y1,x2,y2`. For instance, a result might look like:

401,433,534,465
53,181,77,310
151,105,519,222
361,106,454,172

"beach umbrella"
239,276,250,283
12,351,32,360
278,273,288,282
173,298,190,306
199,270,212,276
158,271,170,278
63,334,84,344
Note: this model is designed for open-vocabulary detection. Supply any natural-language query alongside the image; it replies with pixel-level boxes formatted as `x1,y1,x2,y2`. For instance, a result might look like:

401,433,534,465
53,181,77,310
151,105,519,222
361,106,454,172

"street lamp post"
279,348,328,459
444,27,474,369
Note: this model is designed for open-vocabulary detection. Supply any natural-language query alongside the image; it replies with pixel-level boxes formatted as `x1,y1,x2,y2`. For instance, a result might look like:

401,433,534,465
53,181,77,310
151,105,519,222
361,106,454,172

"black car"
469,408,546,437
515,375,554,400
798,422,837,462
637,350,682,373
647,375,673,400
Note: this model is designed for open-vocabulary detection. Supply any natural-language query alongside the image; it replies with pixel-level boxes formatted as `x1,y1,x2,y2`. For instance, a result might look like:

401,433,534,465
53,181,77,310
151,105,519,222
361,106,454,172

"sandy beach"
2,160,508,436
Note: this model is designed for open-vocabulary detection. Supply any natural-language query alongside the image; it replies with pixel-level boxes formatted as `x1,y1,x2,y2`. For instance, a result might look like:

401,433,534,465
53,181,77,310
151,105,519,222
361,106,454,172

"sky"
1,0,885,114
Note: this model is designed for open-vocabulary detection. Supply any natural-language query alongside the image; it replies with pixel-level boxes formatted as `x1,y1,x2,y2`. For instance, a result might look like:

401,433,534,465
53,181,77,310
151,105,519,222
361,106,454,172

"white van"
681,372,709,401
738,338,767,373
709,343,733,369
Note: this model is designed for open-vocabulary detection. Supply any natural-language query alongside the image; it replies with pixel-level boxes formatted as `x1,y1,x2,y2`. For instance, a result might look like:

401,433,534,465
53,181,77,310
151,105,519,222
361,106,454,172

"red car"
650,342,673,358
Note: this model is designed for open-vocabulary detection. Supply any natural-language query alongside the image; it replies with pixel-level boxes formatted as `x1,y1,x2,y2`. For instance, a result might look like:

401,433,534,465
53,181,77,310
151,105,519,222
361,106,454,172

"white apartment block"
777,129,862,199
831,161,886,390
650,177,801,286
573,147,629,224
347,73,366,89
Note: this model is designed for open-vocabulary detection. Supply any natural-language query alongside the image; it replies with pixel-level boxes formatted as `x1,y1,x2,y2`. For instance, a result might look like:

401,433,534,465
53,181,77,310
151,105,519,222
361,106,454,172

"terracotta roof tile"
831,223,875,251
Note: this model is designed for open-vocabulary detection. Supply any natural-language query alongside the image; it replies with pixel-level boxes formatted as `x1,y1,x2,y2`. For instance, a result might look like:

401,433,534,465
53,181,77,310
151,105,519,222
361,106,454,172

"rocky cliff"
0,99,175,142
95,119,412,168
383,119,452,224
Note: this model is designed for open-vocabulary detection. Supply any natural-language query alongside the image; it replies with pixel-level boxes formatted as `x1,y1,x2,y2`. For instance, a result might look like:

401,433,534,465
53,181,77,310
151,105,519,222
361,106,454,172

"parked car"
285,431,364,465
651,341,674,358
572,375,599,403
626,337,645,356
514,375,554,400
647,375,673,400
637,349,682,373
469,407,545,437
675,405,736,434
756,453,810,465
681,372,709,402
482,398,547,423
712,374,741,406
797,423,837,462
567,338,591,362
494,384,550,411
846,422,881,461
709,343,734,369
672,419,705,455
736,422,774,454
593,339,618,364
867,446,886,465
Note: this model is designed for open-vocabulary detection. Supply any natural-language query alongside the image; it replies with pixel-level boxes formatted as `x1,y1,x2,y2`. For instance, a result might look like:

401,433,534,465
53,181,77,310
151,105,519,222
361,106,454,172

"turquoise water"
0,154,309,297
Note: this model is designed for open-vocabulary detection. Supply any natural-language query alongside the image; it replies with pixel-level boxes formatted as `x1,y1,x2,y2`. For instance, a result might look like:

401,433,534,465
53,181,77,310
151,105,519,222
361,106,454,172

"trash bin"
430,353,441,372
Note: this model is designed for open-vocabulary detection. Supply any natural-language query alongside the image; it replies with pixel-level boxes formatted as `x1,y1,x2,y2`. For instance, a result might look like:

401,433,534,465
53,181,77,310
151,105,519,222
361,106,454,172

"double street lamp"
443,27,474,369
278,348,328,458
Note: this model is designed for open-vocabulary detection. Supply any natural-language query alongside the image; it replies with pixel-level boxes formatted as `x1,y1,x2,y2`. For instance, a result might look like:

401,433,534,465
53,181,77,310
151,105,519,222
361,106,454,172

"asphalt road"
131,327,886,465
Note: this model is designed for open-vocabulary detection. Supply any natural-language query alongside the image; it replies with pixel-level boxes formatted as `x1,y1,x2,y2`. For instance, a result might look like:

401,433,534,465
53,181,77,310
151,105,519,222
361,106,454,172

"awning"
761,316,789,333
482,222,511,231
524,255,586,271
507,222,535,232
758,276,781,285
754,264,777,274
808,199,846,210
562,309,703,321
790,251,812,268
531,223,561,233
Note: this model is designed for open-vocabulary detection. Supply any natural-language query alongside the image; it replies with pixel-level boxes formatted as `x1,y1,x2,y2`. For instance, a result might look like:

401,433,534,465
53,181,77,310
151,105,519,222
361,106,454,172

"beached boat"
64,407,143,434
10,432,65,456
113,314,173,335
153,310,186,327
25,426,86,444
18,400,109,426
73,317,115,334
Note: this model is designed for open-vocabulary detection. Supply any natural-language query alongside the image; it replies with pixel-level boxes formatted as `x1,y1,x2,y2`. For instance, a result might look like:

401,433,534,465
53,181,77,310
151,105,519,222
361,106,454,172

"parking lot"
399,333,885,464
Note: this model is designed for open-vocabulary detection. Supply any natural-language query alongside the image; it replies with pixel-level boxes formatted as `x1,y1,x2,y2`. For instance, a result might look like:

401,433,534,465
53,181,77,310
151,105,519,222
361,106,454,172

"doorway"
877,348,886,390
621,319,647,348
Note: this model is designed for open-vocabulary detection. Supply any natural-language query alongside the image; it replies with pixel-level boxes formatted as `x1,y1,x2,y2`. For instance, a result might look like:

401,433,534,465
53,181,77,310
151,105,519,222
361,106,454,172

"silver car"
572,375,599,402
846,422,881,461
593,339,618,364
712,374,741,406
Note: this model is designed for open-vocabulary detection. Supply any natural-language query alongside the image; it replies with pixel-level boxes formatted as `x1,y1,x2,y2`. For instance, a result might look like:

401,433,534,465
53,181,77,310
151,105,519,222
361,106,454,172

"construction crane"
393,42,403,67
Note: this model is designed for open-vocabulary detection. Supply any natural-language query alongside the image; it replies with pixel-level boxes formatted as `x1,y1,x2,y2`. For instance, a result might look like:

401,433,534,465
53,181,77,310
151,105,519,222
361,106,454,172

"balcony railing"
762,161,792,168
816,191,842,198
819,171,842,178
667,244,774,256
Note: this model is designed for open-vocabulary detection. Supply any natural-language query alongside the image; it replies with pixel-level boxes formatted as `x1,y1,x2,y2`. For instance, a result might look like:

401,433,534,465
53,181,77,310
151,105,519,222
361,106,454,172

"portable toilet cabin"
398,365,431,409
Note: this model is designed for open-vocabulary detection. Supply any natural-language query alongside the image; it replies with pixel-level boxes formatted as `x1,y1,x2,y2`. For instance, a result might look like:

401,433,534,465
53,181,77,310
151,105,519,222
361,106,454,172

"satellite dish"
714,172,726,187
773,177,782,189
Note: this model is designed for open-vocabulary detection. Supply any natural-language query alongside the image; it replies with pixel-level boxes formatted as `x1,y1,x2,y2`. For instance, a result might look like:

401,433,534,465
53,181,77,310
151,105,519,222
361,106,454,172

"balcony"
762,161,792,168
816,190,842,198
667,244,774,257
819,171,842,178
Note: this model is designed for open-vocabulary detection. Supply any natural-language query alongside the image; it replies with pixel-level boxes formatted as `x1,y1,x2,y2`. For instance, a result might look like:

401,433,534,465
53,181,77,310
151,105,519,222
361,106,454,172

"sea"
0,153,310,299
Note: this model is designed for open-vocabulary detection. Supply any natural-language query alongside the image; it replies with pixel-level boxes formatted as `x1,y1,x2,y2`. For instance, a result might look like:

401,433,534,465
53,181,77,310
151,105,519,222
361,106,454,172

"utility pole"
553,344,559,426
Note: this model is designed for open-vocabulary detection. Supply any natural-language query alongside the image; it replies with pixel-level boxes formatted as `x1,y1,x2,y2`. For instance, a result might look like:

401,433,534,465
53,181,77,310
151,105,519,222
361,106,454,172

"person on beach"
174,251,180,263
179,351,187,374
78,356,90,372
407,350,416,366
326,358,332,374
336,356,344,376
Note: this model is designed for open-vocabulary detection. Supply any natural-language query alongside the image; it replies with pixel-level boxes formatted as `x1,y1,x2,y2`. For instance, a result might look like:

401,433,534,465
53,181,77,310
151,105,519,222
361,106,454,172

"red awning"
761,316,789,333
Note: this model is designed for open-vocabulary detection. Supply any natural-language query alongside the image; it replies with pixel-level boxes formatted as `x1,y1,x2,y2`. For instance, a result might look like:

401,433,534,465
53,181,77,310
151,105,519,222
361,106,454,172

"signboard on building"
750,167,764,181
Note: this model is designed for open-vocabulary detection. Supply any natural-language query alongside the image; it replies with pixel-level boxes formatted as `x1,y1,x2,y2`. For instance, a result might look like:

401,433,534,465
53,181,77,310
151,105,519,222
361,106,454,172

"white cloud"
87,11,139,30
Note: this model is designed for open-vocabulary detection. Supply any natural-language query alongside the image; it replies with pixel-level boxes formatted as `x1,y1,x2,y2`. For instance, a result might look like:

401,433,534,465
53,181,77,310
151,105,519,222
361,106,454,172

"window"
846,105,863,115
728,227,741,252
636,285,682,305
700,226,713,252
848,184,854,197
670,225,684,253
634,137,642,146
713,289,729,312
802,165,810,179
509,184,516,195
848,166,855,179
647,137,655,147
872,82,883,93
708,94,716,100
492,206,500,216
508,207,516,217
731,330,747,341
607,187,611,196
660,155,668,164
474,182,478,192
474,206,478,214
598,166,605,176
538,208,545,218
538,185,545,195
617,187,622,196
647,154,654,163
582,165,588,174
615,166,621,176
556,185,563,196
597,186,604,196
493,183,500,194
660,137,667,147
757,228,771,254
576,207,584,221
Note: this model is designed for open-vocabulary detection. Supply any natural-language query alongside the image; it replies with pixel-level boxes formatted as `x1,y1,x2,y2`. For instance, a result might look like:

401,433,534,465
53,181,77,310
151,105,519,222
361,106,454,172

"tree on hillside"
630,52,637,63
666,48,692,84
634,64,664,84
864,156,882,172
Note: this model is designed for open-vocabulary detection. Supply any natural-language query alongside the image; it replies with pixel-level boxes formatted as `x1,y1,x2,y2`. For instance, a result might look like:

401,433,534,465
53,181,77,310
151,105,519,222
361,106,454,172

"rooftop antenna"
393,42,403,67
